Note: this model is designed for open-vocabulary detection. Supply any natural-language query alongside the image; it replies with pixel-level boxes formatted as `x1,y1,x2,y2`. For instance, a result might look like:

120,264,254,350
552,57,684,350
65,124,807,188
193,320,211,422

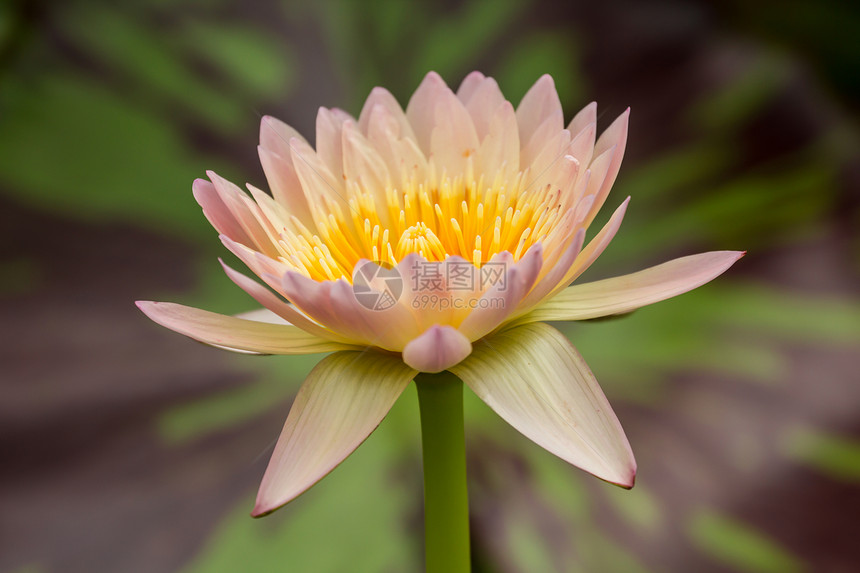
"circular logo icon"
353,261,403,311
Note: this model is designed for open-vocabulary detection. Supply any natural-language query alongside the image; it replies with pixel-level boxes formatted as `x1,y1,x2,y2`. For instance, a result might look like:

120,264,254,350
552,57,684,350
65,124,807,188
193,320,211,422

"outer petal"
525,251,745,323
402,325,472,373
450,322,636,487
136,301,359,354
253,351,416,516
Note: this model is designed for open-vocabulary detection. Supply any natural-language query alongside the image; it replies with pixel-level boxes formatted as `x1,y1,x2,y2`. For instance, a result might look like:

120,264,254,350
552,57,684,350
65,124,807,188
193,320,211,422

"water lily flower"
137,72,743,517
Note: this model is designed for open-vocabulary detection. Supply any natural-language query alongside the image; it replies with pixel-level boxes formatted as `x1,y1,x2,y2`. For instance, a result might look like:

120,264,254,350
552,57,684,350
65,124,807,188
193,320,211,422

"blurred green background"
1,0,858,572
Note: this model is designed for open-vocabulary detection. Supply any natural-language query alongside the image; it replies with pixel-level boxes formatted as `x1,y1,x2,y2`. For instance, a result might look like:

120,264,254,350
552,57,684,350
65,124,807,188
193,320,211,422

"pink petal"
515,228,585,312
358,87,417,142
406,71,450,154
288,137,347,224
219,259,355,343
257,146,315,229
342,121,391,195
553,197,630,295
430,88,480,176
366,104,428,184
584,108,629,227
529,251,746,322
450,322,636,487
455,71,486,103
192,178,254,246
516,74,563,145
253,350,416,515
478,101,519,179
260,115,306,158
402,325,473,373
567,101,597,136
458,246,543,340
315,107,353,182
464,77,506,139
136,301,356,354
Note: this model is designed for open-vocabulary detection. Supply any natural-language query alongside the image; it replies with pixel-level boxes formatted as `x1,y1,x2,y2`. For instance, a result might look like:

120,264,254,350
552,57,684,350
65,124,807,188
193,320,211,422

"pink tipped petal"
464,77,506,138
566,121,596,176
253,350,416,516
430,90,480,176
288,137,347,223
315,107,352,182
528,250,746,323
516,74,563,144
458,246,543,340
516,228,586,312
567,101,597,136
342,121,391,194
219,260,355,344
478,101,519,178
585,108,629,227
136,301,357,355
402,325,473,373
450,322,636,487
406,71,450,154
257,146,315,229
260,115,306,158
206,171,278,256
358,87,416,142
193,178,254,246
555,197,630,293
455,71,486,103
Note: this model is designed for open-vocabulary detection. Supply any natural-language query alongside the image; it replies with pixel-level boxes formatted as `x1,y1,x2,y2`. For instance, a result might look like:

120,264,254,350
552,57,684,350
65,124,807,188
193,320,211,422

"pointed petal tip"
250,499,281,518
611,467,636,489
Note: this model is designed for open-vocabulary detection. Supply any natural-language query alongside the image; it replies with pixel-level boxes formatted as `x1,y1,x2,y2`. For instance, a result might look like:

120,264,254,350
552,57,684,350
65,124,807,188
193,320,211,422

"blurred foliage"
1,0,858,572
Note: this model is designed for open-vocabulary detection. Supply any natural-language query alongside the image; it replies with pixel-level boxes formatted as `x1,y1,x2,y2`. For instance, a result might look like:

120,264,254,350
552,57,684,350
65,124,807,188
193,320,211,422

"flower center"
274,166,572,283
396,223,445,260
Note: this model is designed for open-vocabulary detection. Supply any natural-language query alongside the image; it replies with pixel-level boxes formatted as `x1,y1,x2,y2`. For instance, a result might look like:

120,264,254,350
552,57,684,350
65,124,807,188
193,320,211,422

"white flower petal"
527,251,746,322
450,322,636,487
253,350,416,516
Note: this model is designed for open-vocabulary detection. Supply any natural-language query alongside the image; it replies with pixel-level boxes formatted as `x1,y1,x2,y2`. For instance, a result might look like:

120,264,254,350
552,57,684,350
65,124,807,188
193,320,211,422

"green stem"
416,371,471,573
